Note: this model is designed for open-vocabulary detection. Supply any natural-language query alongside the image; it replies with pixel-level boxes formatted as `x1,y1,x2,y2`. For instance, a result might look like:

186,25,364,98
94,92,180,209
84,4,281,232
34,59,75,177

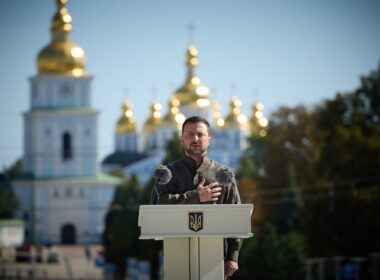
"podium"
138,204,253,280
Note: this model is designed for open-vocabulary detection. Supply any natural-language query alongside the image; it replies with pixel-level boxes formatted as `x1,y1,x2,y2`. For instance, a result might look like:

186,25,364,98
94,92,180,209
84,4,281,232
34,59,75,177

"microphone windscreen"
153,165,172,184
215,166,234,186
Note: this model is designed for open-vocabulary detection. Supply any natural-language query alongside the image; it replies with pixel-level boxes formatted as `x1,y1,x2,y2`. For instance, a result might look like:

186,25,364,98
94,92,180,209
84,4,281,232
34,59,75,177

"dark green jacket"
151,155,242,262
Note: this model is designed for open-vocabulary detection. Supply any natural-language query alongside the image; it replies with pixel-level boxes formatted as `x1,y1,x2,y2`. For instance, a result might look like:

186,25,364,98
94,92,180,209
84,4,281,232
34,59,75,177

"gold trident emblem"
189,212,203,232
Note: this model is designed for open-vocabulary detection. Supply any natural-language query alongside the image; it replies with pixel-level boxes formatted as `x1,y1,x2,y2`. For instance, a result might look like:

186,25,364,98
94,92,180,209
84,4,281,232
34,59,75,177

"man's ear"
180,135,184,146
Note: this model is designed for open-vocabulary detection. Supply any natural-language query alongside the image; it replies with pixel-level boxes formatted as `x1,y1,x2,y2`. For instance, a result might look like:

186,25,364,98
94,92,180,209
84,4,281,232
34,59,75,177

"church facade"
102,45,269,186
12,0,120,244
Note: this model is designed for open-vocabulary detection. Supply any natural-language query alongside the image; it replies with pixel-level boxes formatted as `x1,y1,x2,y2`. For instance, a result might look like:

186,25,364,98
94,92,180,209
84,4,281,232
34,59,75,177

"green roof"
14,173,122,185
0,219,24,227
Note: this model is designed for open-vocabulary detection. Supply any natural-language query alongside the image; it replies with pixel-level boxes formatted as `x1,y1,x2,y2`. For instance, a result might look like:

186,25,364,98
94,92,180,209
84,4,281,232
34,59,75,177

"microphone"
215,166,234,186
152,165,172,204
153,165,172,185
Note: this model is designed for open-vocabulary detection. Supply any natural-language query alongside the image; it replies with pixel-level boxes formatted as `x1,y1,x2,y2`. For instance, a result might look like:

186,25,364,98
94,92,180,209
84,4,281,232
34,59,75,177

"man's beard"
184,145,207,157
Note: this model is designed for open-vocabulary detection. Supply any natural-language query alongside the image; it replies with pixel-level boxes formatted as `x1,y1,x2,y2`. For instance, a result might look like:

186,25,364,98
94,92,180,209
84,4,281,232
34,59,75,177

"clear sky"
0,0,379,169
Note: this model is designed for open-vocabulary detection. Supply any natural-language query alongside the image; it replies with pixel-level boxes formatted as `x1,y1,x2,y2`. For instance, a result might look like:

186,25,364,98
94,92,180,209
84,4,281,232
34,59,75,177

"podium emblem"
189,212,203,232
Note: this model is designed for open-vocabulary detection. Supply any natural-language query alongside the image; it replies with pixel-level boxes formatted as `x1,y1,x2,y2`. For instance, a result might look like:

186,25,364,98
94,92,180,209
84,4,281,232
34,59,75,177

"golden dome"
212,102,225,129
161,97,185,129
143,102,163,132
116,100,137,134
223,96,249,130
249,102,268,137
173,45,210,108
37,0,86,77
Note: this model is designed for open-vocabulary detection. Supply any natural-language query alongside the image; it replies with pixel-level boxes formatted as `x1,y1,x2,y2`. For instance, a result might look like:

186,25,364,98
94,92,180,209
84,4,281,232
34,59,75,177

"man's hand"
197,178,221,203
224,260,238,277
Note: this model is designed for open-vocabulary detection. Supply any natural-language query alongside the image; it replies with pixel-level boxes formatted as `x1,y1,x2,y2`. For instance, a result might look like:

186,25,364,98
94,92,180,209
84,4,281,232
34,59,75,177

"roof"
102,151,149,167
12,173,122,185
0,219,24,227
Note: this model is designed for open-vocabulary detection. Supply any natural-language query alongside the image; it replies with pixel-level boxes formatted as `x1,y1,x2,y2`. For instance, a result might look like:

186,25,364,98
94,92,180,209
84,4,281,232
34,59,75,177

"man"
151,116,242,277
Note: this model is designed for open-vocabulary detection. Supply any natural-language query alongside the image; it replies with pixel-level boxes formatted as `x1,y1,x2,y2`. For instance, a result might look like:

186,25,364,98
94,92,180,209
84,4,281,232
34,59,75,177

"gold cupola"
223,96,249,130
249,102,268,137
161,97,185,129
173,45,210,108
116,100,137,134
37,0,86,77
212,102,225,129
143,102,163,132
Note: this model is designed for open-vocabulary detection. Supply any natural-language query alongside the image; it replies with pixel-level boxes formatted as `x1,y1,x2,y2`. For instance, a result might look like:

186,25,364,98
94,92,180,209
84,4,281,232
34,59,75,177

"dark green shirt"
151,155,242,262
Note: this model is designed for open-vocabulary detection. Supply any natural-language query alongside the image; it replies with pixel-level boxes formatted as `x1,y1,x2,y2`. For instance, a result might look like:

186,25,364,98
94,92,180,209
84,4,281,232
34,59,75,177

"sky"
0,0,379,169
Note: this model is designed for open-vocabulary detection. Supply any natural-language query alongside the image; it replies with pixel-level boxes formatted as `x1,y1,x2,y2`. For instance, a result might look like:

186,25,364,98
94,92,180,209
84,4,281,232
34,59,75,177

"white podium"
138,204,253,280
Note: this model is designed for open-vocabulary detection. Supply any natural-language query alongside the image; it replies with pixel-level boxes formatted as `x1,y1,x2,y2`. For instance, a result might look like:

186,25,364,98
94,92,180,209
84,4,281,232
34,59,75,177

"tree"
0,183,18,218
162,132,183,165
236,133,269,229
317,65,380,181
265,105,320,191
103,174,142,279
304,65,380,257
0,159,22,218
236,133,267,181
237,222,305,280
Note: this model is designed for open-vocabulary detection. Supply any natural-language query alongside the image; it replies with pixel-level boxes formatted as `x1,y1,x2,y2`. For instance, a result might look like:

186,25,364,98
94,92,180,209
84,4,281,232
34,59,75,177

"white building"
102,44,269,185
13,0,120,244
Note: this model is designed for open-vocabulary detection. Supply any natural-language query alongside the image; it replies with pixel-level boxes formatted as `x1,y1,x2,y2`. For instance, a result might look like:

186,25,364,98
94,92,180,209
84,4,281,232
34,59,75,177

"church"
12,0,120,244
101,41,269,186
12,0,268,245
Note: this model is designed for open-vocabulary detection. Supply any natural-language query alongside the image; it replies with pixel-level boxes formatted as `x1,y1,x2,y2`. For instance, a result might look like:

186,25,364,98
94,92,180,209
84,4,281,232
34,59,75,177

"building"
12,0,120,244
102,44,269,185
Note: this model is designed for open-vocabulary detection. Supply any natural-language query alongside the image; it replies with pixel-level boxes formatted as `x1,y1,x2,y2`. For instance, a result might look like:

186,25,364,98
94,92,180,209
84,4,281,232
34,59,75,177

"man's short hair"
181,116,210,134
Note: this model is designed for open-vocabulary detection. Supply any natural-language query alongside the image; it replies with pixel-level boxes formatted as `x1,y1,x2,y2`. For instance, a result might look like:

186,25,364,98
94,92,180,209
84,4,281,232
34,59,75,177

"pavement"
0,245,104,279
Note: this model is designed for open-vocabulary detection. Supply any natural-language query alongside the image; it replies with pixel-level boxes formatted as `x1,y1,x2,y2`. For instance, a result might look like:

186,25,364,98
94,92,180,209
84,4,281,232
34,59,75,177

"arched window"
62,132,73,160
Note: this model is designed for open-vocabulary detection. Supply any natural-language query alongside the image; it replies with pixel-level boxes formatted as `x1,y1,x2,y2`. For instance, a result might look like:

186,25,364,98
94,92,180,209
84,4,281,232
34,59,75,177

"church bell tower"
23,0,98,178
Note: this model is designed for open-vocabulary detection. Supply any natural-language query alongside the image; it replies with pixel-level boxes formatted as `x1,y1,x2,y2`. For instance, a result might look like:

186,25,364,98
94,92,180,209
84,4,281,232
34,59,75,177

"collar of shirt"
181,155,212,173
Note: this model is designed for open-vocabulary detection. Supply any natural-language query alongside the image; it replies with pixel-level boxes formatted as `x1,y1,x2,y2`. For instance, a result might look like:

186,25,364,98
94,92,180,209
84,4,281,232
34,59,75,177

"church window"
60,83,72,95
65,187,72,198
62,132,73,160
53,189,59,198
79,188,85,198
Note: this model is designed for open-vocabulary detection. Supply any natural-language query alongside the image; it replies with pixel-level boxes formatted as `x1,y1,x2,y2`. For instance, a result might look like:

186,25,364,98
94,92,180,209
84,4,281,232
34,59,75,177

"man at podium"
151,116,242,277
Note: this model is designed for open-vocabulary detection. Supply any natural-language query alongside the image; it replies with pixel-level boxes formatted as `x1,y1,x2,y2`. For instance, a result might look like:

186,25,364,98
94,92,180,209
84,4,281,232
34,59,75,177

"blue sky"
0,0,379,169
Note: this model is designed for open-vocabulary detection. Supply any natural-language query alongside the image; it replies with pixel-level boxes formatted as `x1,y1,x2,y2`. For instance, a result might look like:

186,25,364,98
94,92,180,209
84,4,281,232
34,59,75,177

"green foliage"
141,176,155,204
238,223,305,280
236,134,267,181
0,184,18,218
112,174,142,208
235,65,380,270
2,159,23,177
103,174,143,277
0,159,22,218
265,105,320,190
317,65,380,181
162,132,183,165
103,173,162,279
303,188,380,257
